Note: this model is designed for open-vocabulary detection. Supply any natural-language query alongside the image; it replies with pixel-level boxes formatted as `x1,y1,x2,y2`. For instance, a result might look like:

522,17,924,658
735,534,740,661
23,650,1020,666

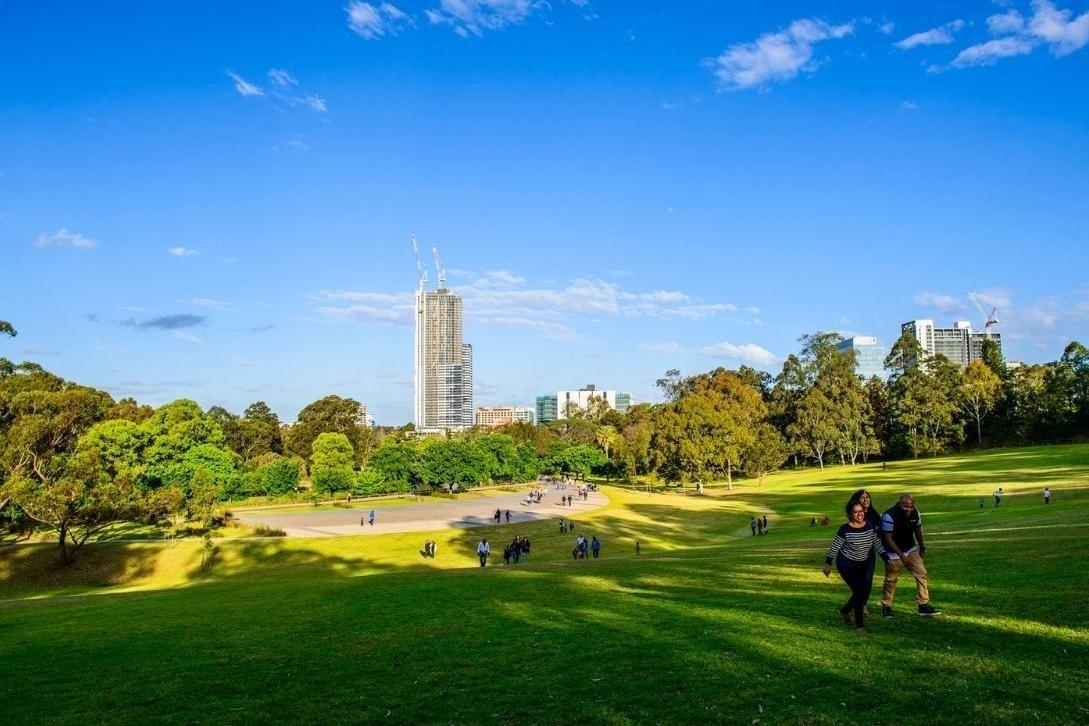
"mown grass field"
2,445,1088,724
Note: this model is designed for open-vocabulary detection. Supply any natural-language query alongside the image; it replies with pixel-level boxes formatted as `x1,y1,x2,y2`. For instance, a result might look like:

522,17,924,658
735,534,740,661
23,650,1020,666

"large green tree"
309,432,355,494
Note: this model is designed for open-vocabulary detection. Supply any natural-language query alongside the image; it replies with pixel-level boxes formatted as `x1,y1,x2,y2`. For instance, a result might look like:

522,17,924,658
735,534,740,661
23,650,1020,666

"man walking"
477,538,490,567
880,494,940,617
368,509,376,526
993,488,1003,507
750,516,757,536
1043,487,1051,505
591,536,601,559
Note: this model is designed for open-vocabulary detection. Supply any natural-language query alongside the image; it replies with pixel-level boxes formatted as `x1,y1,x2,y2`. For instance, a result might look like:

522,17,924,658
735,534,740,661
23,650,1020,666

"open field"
2,445,1088,724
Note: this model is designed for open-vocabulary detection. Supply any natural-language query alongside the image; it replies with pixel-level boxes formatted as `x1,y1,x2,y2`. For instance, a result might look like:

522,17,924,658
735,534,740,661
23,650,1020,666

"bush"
263,458,300,496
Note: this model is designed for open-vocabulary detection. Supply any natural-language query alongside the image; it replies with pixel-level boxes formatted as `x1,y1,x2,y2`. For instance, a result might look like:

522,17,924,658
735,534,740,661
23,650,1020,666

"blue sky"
3,1,1089,423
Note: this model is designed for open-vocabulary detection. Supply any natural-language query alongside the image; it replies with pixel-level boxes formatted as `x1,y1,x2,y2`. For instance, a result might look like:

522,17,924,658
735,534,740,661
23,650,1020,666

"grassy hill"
2,445,1088,724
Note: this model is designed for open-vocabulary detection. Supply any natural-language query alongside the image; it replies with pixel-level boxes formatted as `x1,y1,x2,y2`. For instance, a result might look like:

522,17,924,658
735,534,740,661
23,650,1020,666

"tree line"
3,316,1088,563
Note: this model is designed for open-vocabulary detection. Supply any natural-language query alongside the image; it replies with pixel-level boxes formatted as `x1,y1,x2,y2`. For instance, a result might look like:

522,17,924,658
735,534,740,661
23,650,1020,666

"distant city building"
354,401,376,429
414,270,473,432
476,405,535,428
902,319,1001,368
537,386,633,423
536,394,558,424
836,336,888,381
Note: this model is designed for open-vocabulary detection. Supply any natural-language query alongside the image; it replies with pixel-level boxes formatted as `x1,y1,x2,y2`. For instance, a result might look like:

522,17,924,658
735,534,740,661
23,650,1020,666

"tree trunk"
976,415,982,446
57,522,70,565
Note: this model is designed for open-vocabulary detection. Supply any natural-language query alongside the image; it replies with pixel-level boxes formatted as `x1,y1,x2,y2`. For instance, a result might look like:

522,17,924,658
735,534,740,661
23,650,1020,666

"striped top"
825,524,887,565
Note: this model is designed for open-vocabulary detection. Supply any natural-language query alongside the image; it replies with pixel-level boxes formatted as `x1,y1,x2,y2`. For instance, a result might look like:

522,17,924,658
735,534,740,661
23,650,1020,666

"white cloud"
708,18,855,91
951,2,1089,70
304,95,327,113
987,10,1025,35
968,289,1013,311
34,228,98,250
184,298,235,311
951,36,1036,67
900,100,918,111
267,68,298,87
232,356,252,366
227,71,263,98
1027,0,1089,55
347,1,413,39
172,331,204,344
878,22,895,35
914,291,964,312
167,246,199,257
426,0,544,37
311,272,757,339
640,341,778,366
894,19,965,50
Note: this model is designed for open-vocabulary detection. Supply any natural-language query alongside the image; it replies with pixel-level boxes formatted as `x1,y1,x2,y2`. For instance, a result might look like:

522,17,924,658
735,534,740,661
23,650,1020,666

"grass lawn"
2,445,1088,724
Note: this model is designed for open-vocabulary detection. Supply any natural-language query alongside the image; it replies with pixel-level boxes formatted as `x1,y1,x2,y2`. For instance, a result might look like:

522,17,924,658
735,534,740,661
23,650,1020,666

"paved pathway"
235,488,609,537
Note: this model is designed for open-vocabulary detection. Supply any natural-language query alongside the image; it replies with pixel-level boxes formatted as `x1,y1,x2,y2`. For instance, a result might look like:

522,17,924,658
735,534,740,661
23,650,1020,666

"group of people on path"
493,508,512,523
749,515,769,536
823,489,940,635
572,534,600,559
503,536,531,565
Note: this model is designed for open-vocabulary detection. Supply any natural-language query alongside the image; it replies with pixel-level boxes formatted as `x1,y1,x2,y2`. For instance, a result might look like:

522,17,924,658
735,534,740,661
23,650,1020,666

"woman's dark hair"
845,500,866,517
848,488,869,505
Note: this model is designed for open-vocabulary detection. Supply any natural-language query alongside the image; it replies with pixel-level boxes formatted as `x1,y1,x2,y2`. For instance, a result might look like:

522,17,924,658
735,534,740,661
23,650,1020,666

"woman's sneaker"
917,603,942,617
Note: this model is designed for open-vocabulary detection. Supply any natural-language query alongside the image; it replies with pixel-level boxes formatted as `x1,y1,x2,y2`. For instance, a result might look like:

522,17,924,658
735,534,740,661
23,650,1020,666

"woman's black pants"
837,556,873,628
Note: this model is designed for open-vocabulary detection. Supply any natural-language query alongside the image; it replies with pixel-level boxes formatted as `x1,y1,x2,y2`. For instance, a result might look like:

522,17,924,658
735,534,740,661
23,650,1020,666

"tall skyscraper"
414,259,473,432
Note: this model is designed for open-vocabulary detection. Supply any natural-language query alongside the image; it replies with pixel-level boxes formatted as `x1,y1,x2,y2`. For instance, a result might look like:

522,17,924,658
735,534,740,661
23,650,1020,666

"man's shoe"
840,609,853,627
917,603,942,617
881,605,894,618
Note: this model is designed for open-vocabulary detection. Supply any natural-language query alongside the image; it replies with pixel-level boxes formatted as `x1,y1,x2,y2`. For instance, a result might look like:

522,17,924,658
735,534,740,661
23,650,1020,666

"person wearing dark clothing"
762,515,769,533
503,545,512,565
880,494,941,617
750,517,757,536
521,538,531,563
591,536,601,559
824,500,888,634
505,509,512,522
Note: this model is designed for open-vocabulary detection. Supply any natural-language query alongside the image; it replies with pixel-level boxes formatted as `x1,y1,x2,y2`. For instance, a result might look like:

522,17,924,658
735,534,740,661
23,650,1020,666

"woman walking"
823,500,888,634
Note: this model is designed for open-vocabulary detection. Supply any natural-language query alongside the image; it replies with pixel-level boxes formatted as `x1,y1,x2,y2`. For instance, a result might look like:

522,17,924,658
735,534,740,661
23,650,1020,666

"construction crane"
411,234,427,290
432,244,446,289
971,296,999,338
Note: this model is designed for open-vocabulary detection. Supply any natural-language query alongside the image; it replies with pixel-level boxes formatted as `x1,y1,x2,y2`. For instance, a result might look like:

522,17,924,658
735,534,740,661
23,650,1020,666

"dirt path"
235,488,609,537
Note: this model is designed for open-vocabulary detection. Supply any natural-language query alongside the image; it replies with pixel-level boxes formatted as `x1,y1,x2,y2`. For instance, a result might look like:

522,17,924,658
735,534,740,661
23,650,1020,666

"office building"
414,280,473,432
354,401,376,429
537,386,634,424
476,405,536,428
536,394,558,424
902,319,1001,368
836,336,887,381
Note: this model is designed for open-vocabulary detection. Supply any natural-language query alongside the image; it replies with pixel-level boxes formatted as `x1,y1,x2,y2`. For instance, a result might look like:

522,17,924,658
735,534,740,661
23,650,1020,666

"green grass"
2,445,1088,724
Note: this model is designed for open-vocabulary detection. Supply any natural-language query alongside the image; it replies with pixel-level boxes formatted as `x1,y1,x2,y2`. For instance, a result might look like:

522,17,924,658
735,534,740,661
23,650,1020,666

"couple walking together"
824,490,940,634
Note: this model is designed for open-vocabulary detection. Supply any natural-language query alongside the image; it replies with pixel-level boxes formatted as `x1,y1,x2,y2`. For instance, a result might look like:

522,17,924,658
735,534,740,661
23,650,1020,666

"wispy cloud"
172,331,204,344
122,314,206,330
347,1,413,39
640,340,778,366
167,246,199,257
232,356,252,366
913,291,964,313
33,228,98,250
426,0,543,37
950,1,1089,69
267,68,297,87
900,100,918,111
894,19,964,50
311,271,759,340
183,298,235,311
707,18,855,91
227,70,264,98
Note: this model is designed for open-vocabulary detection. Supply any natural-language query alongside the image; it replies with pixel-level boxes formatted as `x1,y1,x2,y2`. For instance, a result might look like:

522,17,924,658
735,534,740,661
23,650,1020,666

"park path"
234,488,609,538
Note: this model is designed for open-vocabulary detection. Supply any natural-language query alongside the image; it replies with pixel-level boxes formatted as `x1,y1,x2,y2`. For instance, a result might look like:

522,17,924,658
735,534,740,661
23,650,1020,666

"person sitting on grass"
823,500,889,635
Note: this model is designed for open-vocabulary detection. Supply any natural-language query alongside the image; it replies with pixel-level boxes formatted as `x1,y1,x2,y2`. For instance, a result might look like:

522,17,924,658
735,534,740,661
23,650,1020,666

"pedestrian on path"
505,509,512,523
368,509,376,526
477,538,490,567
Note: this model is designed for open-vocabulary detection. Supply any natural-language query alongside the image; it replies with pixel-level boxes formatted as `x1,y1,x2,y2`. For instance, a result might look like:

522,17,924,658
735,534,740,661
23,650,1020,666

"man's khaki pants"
881,552,929,606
